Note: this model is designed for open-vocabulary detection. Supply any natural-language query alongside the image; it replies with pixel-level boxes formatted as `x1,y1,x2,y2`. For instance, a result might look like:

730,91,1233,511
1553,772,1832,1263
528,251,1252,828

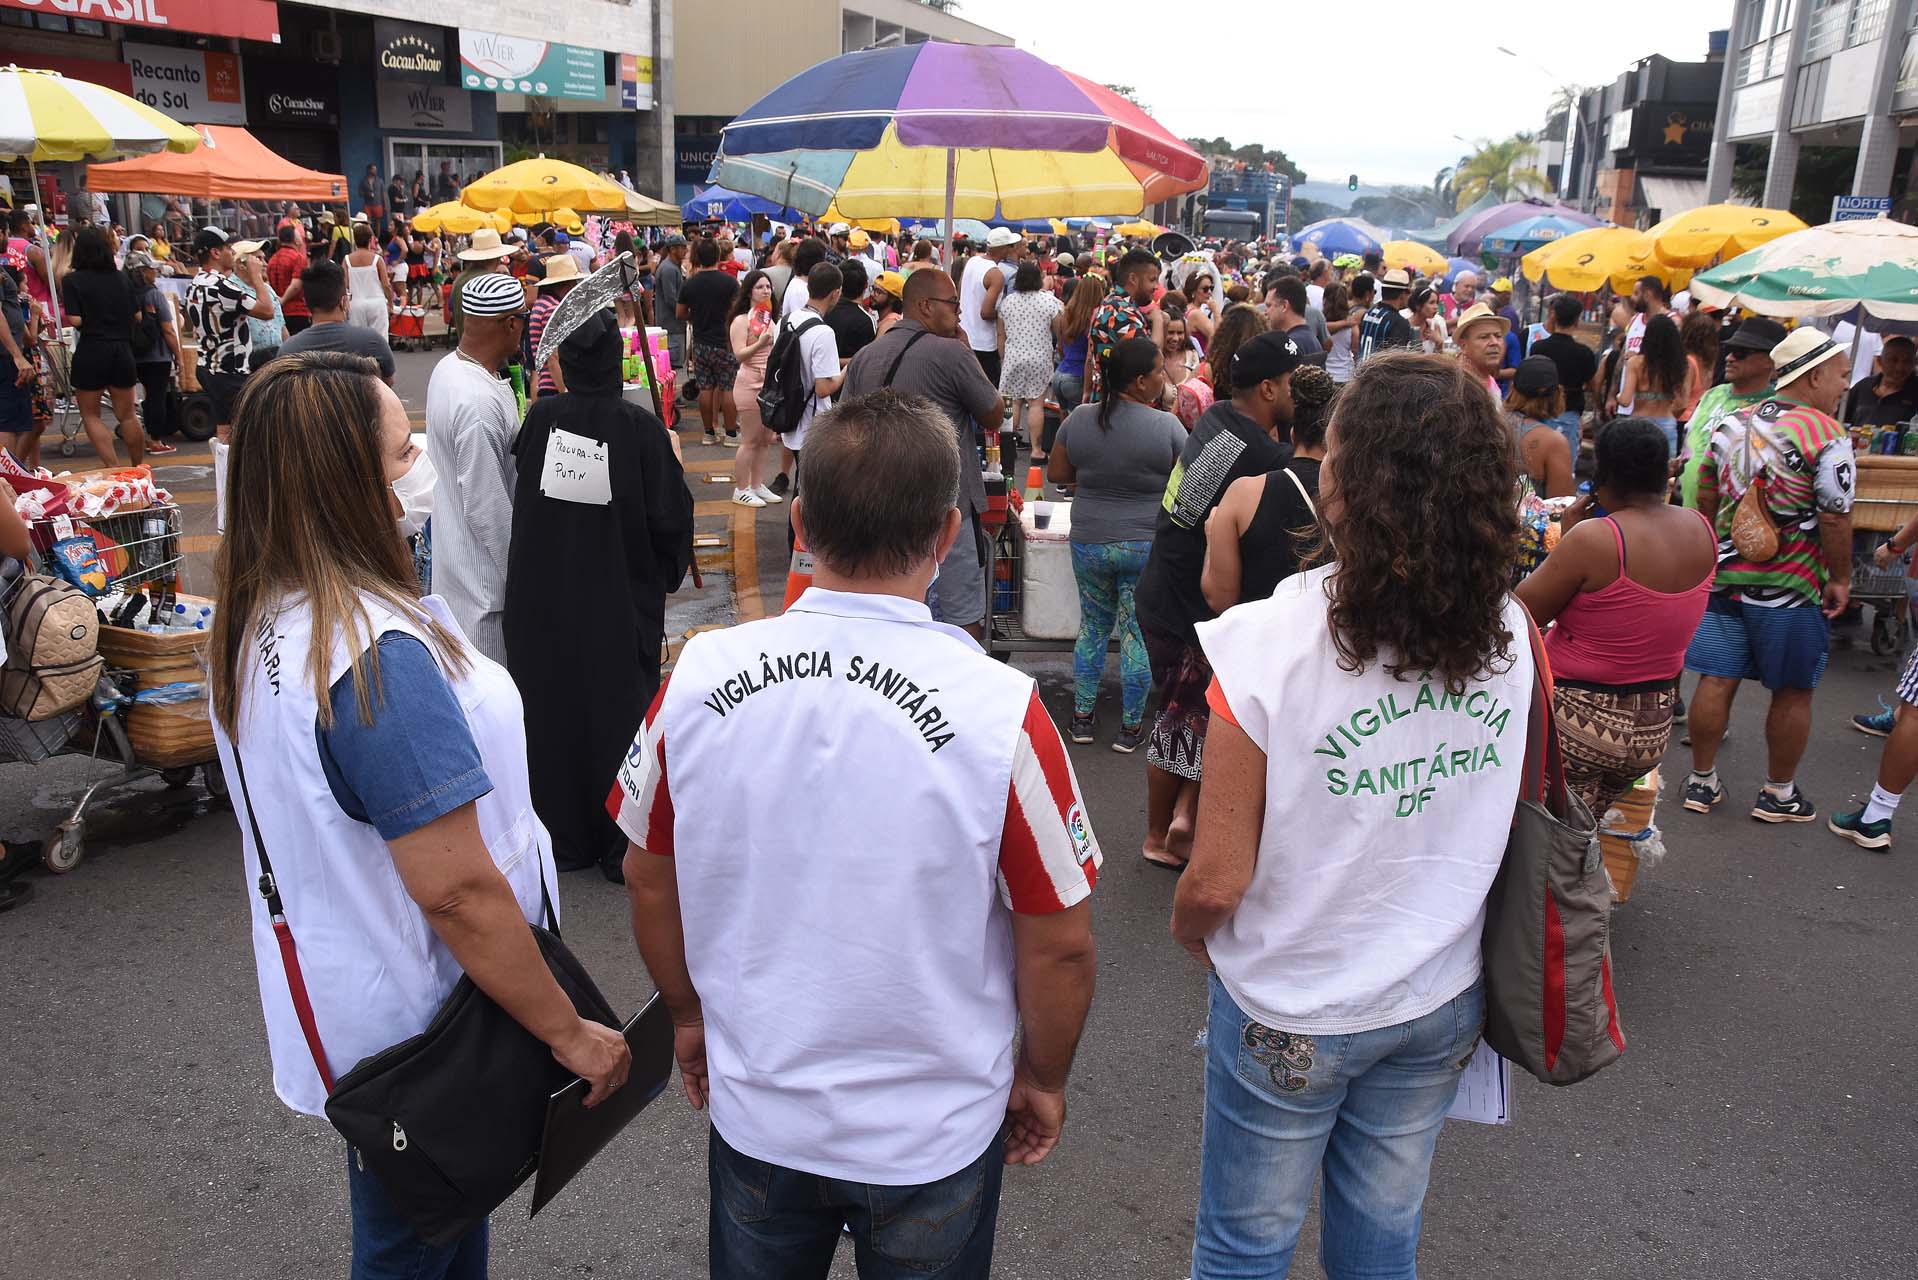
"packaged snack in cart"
67,465,171,518
47,531,110,596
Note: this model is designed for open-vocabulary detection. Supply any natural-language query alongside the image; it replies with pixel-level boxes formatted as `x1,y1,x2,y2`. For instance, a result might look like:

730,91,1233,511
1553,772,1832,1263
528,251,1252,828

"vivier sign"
375,80,474,133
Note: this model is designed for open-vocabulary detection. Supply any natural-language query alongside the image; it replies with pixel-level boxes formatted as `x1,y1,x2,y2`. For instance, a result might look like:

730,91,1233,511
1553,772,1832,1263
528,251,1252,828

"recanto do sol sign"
125,41,247,125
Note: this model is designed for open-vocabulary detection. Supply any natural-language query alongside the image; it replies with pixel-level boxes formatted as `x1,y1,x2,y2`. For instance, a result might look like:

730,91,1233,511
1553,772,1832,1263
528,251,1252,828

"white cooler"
1019,501,1081,641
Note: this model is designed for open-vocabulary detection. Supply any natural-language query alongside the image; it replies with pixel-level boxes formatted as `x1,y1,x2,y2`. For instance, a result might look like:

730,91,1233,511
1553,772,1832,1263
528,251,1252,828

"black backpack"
757,315,826,435
128,280,162,358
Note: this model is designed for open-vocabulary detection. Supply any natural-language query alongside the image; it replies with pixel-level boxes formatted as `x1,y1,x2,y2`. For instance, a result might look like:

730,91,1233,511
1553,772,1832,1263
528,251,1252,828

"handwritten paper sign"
541,429,611,506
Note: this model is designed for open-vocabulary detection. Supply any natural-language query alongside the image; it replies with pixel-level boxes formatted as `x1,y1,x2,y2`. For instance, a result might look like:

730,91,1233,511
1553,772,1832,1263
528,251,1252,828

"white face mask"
392,449,436,538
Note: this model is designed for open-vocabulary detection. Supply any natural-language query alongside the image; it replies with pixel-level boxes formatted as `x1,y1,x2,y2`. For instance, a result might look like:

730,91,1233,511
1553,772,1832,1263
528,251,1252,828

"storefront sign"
18,53,131,95
458,29,603,102
675,134,721,188
1833,195,1894,222
376,80,474,133
125,41,247,126
1627,102,1715,167
247,62,338,129
619,54,654,112
0,0,278,42
375,20,449,83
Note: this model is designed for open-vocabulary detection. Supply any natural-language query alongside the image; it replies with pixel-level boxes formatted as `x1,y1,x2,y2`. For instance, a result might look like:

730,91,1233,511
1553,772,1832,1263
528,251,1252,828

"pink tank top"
1544,513,1714,685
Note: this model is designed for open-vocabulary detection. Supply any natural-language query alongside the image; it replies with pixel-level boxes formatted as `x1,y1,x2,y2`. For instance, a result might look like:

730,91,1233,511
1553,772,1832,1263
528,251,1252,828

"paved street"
4,353,1917,1278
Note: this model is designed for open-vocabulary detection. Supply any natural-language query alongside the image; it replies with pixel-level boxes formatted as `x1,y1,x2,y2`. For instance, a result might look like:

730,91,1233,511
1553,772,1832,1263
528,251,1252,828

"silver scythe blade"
533,251,644,371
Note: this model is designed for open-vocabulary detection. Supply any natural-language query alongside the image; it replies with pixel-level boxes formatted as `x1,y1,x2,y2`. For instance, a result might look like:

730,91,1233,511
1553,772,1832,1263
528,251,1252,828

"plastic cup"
1033,507,1052,530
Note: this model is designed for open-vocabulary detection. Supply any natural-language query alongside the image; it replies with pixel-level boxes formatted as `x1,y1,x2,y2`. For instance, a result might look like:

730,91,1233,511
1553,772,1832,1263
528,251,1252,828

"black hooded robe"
504,312,695,873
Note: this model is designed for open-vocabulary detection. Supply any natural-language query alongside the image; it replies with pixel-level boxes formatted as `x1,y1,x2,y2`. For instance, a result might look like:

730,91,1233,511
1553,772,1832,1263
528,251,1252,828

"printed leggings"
1070,538,1153,725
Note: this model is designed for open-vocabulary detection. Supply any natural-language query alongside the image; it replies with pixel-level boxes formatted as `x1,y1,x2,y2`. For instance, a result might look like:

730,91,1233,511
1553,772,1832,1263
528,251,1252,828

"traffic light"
1347,173,1359,192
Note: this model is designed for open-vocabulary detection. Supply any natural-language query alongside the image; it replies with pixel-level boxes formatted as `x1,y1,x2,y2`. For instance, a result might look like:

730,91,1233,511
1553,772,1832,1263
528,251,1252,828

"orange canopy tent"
85,124,347,202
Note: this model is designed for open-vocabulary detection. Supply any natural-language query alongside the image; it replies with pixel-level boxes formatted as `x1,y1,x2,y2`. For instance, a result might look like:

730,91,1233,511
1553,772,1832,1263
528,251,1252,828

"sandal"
1142,848,1188,871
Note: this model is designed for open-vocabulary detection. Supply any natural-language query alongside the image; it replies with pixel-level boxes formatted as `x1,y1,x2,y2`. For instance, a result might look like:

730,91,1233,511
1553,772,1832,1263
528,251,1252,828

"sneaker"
731,488,766,508
1069,714,1095,744
1112,723,1146,754
1829,807,1894,851
752,484,784,505
1682,775,1725,813
724,432,741,448
1752,786,1816,823
1853,699,1898,738
1672,694,1687,724
769,472,791,497
703,430,720,445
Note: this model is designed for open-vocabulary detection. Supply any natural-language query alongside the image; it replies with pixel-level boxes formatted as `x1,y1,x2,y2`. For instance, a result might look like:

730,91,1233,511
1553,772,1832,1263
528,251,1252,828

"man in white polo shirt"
615,388,1100,1275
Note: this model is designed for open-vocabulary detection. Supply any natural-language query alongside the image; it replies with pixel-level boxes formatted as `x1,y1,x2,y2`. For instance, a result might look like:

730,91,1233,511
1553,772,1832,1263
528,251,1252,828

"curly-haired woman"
1173,351,1536,1279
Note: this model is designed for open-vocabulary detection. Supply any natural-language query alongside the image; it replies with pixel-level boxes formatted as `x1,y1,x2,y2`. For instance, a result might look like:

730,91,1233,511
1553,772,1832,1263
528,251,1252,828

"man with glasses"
425,271,530,662
1680,317,1783,511
843,266,1005,637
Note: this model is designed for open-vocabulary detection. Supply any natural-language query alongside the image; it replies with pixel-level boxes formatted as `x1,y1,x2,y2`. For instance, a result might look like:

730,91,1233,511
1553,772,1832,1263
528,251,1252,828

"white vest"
214,592,558,1117
652,587,1037,1184
959,254,998,352
1197,565,1534,1035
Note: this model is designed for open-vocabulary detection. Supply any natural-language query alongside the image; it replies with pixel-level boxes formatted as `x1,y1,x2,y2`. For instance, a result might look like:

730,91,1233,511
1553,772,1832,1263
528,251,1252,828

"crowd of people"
6,188,1907,1277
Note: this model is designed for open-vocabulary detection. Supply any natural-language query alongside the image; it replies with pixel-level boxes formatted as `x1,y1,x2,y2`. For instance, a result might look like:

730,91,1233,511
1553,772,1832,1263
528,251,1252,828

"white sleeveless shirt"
214,592,557,1116
1198,565,1534,1035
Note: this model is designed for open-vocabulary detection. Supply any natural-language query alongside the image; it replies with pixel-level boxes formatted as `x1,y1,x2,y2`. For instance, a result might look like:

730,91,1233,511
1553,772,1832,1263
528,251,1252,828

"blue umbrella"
899,217,992,241
1290,217,1384,258
683,184,793,223
1477,213,1590,256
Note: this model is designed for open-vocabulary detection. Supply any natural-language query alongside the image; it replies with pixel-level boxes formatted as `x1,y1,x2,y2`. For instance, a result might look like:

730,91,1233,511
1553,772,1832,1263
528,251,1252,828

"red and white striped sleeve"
606,678,674,857
998,687,1101,913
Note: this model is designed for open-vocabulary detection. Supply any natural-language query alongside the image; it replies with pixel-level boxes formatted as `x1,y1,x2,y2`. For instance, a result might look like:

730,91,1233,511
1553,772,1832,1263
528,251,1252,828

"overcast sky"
952,0,1735,188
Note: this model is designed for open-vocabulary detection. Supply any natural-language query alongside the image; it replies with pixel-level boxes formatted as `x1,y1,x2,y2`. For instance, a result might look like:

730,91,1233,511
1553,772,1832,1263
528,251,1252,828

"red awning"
87,125,347,203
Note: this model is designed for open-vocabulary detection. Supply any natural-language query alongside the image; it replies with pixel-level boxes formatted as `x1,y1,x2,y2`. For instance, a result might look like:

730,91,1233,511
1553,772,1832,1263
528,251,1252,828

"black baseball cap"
1231,330,1304,391
192,226,229,257
1724,316,1788,353
1513,355,1560,397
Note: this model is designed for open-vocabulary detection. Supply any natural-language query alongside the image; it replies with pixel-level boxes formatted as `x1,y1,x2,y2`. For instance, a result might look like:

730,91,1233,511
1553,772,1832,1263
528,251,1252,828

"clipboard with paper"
1447,1041,1512,1126
528,994,677,1217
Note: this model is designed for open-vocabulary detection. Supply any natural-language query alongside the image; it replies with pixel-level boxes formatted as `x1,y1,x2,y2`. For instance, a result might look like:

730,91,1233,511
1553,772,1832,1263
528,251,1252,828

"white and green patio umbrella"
1690,216,1918,321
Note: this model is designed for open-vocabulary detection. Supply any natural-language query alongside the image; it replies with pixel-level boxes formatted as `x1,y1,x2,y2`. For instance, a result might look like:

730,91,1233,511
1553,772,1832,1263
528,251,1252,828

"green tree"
1103,83,1148,113
1450,134,1548,211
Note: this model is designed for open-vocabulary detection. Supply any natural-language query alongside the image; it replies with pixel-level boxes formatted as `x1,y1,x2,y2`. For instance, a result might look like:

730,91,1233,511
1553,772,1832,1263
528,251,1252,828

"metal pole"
942,148,957,268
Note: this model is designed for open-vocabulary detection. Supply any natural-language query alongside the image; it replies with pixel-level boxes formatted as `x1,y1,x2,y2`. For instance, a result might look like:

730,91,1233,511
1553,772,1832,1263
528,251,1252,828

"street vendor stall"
86,124,346,202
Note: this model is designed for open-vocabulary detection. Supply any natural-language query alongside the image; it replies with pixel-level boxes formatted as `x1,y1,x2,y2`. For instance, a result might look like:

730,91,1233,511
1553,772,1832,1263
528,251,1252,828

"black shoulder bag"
230,749,620,1247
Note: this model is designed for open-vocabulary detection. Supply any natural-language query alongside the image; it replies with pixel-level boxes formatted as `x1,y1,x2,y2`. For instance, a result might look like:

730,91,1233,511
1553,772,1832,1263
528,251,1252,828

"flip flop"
1142,850,1188,872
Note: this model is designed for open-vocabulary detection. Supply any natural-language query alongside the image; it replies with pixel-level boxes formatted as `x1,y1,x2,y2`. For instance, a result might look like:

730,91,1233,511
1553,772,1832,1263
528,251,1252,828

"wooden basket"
96,594,215,768
1853,456,1918,534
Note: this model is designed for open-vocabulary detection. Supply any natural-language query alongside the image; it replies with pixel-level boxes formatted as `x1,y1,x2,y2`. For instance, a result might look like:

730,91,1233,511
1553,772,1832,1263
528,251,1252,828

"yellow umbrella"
1646,204,1806,269
0,65,200,161
1522,225,1692,293
529,206,584,234
1382,240,1448,273
409,201,511,235
458,154,629,215
823,201,899,235
1114,219,1160,237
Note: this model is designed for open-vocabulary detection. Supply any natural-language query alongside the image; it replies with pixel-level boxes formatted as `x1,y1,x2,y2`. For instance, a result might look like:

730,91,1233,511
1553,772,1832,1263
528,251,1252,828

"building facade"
670,0,1010,202
1562,40,1727,227
1706,0,1918,213
1,0,673,217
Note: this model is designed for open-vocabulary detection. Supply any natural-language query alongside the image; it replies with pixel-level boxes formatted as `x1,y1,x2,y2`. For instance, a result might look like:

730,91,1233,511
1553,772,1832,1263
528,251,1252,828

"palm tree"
1432,163,1457,211
1451,134,1548,211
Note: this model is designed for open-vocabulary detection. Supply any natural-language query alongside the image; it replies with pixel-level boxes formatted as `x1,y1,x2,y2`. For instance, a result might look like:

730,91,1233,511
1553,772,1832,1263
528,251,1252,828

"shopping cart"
0,502,224,874
1852,547,1913,657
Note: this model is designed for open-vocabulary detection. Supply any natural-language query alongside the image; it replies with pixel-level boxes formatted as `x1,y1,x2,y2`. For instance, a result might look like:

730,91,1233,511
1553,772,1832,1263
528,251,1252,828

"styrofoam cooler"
1020,502,1081,640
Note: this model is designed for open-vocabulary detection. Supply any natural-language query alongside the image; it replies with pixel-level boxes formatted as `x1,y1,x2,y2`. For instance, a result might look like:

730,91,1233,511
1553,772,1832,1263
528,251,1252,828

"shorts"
1144,627,1211,780
0,371,29,432
69,340,136,391
1897,644,1918,707
196,368,248,424
690,342,739,392
926,512,988,627
1684,593,1829,691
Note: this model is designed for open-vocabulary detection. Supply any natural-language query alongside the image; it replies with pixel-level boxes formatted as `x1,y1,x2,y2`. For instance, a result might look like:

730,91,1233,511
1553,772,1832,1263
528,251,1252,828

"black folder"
529,994,676,1217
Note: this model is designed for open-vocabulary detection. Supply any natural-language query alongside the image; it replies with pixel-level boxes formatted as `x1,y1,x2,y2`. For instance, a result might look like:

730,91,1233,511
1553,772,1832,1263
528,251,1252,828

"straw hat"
1452,302,1511,339
457,228,514,261
536,253,583,287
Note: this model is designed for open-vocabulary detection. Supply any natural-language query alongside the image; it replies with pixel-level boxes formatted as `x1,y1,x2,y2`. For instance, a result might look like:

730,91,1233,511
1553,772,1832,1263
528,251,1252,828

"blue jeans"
346,1147,488,1280
708,1126,1005,1279
1069,539,1153,725
1192,974,1485,1280
1645,415,1678,456
1550,410,1581,460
